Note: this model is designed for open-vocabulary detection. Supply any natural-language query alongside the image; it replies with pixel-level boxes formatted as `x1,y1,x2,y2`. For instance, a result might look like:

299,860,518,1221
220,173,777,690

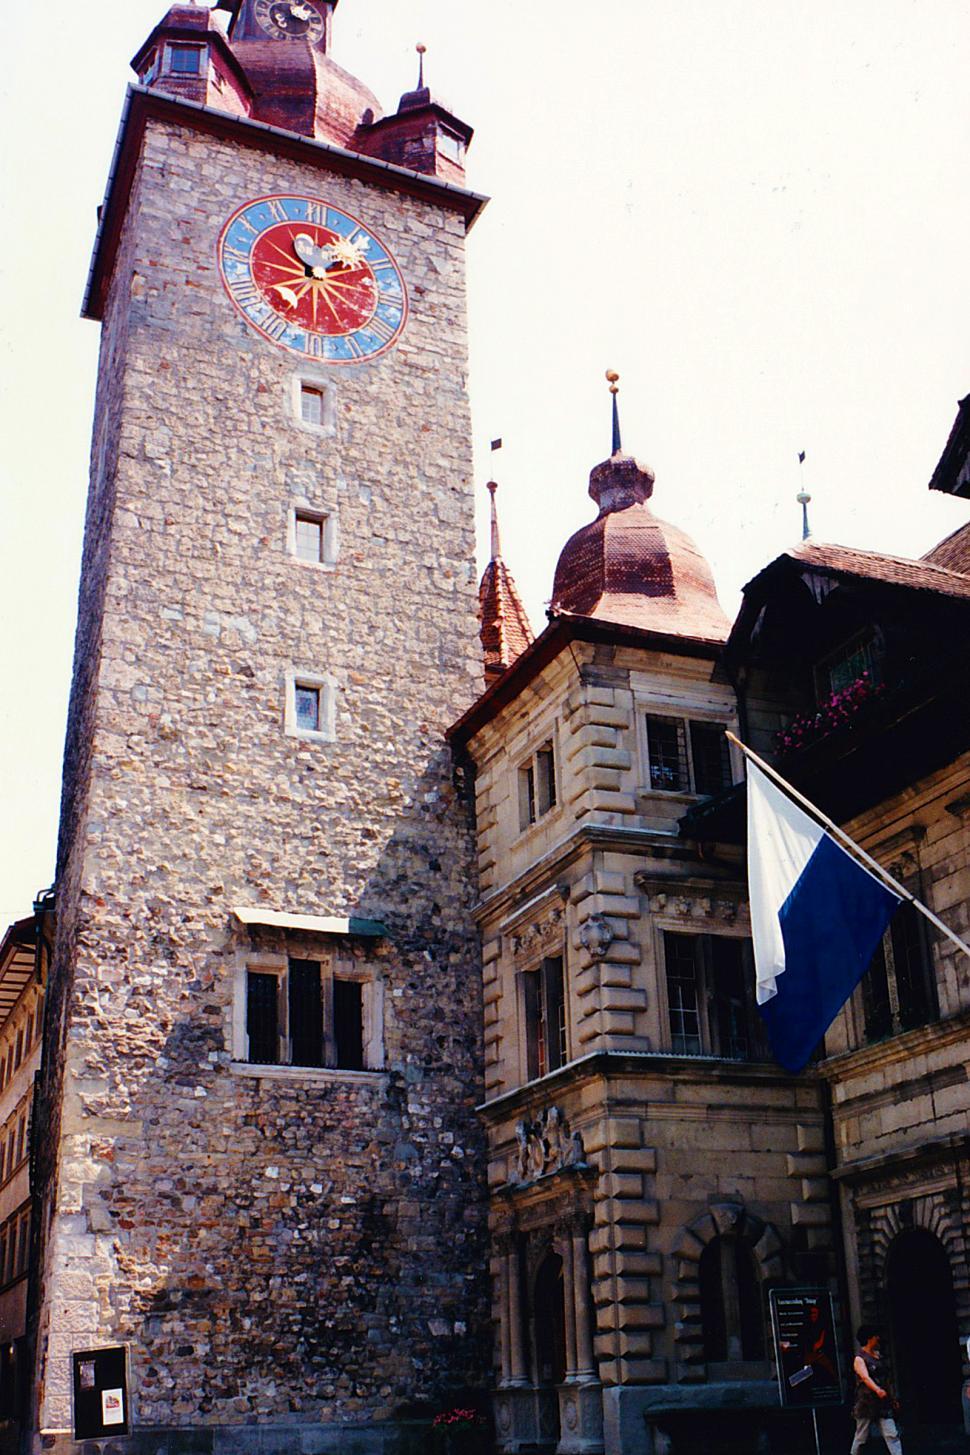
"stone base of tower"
36,1418,451,1455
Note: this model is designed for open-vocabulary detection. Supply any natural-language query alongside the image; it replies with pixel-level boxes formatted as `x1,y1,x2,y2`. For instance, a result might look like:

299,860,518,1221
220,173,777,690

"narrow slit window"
300,384,325,426
334,979,365,1070
295,512,324,564
246,971,280,1064
536,744,557,815
295,684,321,733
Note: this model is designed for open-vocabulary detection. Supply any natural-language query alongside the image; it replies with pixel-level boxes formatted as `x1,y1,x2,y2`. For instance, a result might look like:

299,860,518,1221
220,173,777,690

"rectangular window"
645,714,733,796
16,1216,28,1277
523,955,567,1080
14,1118,25,1168
664,934,703,1055
13,1032,22,1072
333,979,365,1071
816,630,882,701
438,128,465,163
295,684,321,733
288,959,323,1068
245,959,380,1072
664,933,760,1060
689,721,733,796
646,715,689,792
300,384,325,426
246,971,280,1065
294,512,324,564
708,937,749,1060
169,44,203,74
518,740,558,829
862,899,935,1043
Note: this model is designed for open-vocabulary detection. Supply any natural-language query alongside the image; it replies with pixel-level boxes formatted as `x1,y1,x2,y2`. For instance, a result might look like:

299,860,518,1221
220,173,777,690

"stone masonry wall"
34,117,489,1447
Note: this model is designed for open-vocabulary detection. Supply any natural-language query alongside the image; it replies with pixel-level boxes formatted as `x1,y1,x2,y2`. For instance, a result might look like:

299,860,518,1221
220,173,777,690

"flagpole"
726,731,970,964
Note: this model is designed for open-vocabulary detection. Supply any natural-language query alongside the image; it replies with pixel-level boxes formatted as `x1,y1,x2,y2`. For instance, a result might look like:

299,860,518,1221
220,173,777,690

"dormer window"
167,43,205,76
438,128,465,164
815,629,882,702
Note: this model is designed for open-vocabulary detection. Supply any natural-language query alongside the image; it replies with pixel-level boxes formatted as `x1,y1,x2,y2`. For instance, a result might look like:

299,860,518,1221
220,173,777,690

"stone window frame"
284,668,338,743
653,916,763,1062
634,692,740,800
507,902,569,1087
516,737,560,835
290,372,337,437
230,947,385,1082
286,502,339,571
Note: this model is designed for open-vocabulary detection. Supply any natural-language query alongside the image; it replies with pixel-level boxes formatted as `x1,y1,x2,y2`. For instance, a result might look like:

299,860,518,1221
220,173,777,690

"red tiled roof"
922,520,970,575
551,454,730,644
478,557,534,680
786,541,970,600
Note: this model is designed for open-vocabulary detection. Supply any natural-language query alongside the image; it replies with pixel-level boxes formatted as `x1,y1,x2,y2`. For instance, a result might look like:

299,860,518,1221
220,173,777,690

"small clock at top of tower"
254,0,325,43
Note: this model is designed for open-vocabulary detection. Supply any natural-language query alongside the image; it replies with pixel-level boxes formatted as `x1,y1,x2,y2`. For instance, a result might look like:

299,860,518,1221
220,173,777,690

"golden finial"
416,42,427,89
606,372,622,452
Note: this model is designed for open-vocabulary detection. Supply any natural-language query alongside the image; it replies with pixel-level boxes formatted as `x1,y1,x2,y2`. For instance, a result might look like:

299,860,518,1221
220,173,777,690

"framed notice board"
72,1345,131,1440
769,1288,843,1409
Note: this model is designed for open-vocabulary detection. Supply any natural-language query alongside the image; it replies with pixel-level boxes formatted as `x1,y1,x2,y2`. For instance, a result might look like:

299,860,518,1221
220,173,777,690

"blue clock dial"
218,195,408,362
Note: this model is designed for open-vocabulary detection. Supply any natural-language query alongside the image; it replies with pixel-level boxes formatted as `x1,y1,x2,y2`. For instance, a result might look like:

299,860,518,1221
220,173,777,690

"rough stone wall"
35,117,489,1445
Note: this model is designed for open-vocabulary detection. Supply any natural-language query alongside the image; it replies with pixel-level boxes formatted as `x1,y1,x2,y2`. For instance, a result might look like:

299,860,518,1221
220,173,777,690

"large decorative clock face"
218,196,408,362
254,0,325,41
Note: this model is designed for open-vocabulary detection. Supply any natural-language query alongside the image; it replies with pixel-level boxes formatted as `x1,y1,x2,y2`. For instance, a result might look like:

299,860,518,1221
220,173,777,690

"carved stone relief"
510,906,565,965
579,914,615,960
511,1105,587,1186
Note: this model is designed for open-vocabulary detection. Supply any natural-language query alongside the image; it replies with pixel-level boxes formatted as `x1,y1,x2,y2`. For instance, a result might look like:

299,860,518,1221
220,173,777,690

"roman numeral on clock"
367,315,398,345
266,199,289,223
230,279,262,307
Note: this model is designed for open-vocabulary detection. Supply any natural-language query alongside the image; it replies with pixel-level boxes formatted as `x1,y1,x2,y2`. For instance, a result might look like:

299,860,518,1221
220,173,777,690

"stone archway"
670,1202,786,1379
886,1227,963,1426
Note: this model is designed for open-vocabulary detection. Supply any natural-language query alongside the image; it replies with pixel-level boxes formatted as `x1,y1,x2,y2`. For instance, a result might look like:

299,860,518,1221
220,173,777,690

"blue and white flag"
747,764,901,1072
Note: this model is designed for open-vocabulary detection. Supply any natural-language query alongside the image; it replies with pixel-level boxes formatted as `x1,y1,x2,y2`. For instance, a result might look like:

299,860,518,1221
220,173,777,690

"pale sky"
1,1,968,929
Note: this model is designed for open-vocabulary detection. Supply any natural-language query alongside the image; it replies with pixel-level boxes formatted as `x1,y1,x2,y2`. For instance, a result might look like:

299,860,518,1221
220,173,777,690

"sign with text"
769,1288,843,1409
72,1345,131,1440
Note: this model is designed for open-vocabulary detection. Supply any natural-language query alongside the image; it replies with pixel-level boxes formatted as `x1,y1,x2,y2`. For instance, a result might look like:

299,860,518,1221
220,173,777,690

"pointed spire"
478,472,534,686
487,480,502,560
607,370,622,455
416,42,427,90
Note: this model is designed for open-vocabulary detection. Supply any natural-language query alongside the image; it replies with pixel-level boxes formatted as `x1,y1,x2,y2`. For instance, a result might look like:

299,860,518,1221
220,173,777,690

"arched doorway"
886,1227,962,1426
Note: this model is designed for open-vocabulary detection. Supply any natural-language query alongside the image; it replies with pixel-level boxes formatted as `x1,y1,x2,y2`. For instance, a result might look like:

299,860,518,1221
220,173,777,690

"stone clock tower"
30,3,489,1451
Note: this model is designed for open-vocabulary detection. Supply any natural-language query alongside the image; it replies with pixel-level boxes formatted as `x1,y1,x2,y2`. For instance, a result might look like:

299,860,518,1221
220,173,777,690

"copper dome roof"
551,452,730,644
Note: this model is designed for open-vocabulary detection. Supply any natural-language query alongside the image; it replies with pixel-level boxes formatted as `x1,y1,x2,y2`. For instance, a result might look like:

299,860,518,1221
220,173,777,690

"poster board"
769,1288,843,1409
72,1345,131,1440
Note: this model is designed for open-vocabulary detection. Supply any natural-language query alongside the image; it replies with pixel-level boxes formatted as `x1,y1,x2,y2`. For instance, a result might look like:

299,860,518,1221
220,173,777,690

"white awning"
232,907,388,937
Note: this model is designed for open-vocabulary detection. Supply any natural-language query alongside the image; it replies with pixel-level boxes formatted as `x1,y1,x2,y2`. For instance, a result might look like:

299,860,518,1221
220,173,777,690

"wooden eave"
82,85,490,321
448,613,724,753
928,393,970,497
0,918,36,1025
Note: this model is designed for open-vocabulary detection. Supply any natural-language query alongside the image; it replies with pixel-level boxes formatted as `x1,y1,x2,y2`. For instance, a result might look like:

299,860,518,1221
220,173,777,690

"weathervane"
606,370,622,455
796,450,812,541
